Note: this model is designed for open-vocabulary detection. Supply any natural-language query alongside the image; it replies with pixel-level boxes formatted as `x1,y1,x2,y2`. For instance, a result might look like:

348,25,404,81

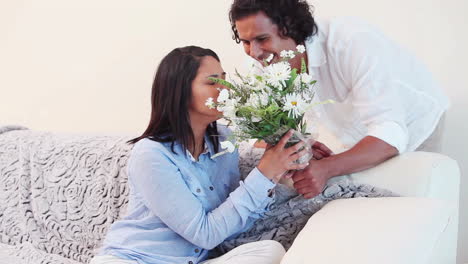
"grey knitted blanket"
0,126,132,264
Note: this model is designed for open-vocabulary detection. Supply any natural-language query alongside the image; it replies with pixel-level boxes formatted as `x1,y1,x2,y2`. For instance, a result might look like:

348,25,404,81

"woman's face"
189,56,226,122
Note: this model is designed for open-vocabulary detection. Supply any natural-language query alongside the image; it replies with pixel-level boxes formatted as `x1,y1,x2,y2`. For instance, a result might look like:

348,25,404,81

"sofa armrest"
349,151,460,263
281,197,452,264
349,151,460,201
275,149,461,263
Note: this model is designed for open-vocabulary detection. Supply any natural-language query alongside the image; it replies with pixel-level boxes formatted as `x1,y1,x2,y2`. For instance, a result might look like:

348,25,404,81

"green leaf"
301,122,307,134
234,69,247,83
285,68,298,93
301,57,307,73
208,77,238,92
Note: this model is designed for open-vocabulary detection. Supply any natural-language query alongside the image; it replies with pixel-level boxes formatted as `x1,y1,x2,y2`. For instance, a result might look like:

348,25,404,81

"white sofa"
0,127,460,264
281,151,460,264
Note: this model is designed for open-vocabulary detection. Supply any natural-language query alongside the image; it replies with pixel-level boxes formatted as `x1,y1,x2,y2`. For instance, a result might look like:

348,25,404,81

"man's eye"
208,82,216,85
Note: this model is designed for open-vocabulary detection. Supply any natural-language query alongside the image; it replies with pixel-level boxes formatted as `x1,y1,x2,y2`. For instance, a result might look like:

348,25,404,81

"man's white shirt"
284,17,448,153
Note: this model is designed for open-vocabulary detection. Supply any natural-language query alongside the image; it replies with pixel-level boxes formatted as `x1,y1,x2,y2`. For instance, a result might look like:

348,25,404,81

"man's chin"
270,54,282,64
257,54,278,65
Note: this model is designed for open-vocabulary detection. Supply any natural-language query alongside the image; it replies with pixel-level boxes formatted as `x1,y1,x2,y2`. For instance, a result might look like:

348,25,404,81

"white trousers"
90,240,285,264
90,255,135,264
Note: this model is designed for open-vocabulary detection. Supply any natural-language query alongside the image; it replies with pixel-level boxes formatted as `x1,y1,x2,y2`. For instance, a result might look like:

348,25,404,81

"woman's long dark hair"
128,46,219,154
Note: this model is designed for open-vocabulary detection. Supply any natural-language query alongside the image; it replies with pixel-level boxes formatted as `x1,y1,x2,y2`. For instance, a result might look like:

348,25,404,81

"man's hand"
288,136,399,199
290,160,331,199
310,140,333,160
286,140,332,199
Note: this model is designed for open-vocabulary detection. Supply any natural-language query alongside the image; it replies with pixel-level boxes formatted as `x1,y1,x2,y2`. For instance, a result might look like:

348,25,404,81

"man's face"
235,11,299,65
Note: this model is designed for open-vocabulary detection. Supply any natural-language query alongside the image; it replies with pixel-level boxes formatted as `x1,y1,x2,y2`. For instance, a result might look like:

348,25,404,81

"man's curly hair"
229,0,318,45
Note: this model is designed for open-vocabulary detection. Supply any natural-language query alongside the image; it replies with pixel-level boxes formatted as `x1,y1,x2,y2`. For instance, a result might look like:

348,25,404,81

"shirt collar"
185,134,216,162
305,26,327,68
186,143,209,162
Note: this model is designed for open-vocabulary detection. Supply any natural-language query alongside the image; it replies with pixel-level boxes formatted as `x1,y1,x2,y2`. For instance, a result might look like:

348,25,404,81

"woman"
91,46,309,264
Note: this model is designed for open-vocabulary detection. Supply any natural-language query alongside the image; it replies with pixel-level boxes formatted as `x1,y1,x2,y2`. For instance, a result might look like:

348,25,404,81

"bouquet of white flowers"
207,45,332,160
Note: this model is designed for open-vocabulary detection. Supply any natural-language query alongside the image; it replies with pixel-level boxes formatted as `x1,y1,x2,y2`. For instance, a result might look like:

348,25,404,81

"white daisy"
252,116,262,122
245,76,264,92
258,91,270,106
217,89,230,103
262,85,272,95
280,50,296,59
211,140,236,159
299,73,313,84
246,94,260,108
264,62,291,88
280,50,289,58
218,98,238,119
283,93,309,118
205,97,215,109
297,45,306,53
293,73,314,92
246,75,256,86
302,91,314,102
220,141,236,153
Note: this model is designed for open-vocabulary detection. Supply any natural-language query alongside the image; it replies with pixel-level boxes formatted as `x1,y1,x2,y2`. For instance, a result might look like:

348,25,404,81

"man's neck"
290,51,308,73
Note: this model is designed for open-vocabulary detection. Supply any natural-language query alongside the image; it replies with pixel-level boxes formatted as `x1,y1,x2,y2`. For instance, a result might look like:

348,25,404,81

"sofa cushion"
281,197,451,264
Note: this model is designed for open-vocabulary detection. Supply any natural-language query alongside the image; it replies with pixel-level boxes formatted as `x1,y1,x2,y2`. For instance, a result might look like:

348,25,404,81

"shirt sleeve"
128,146,275,250
336,29,409,153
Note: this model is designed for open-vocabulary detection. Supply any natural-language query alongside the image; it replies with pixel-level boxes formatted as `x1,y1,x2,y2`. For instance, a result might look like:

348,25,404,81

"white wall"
1,0,466,262
0,0,244,134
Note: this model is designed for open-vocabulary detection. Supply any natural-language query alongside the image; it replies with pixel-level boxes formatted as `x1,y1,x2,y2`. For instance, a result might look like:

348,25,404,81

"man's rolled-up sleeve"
337,28,409,153
367,121,408,153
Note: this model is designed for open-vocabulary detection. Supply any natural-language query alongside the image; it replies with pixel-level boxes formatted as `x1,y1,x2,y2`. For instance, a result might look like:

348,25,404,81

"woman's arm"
131,132,307,249
130,147,275,250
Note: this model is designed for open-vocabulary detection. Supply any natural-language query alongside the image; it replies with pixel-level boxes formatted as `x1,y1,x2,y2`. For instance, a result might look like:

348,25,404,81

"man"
229,0,450,198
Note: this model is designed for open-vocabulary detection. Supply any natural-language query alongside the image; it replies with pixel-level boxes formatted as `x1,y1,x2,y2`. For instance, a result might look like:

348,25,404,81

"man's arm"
291,136,398,199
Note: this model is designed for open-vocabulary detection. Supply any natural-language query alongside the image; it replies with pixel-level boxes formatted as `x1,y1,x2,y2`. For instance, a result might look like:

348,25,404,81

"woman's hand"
255,139,333,160
257,130,310,183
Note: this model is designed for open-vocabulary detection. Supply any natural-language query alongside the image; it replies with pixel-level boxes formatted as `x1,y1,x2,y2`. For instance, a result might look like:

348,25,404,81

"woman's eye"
208,82,216,85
